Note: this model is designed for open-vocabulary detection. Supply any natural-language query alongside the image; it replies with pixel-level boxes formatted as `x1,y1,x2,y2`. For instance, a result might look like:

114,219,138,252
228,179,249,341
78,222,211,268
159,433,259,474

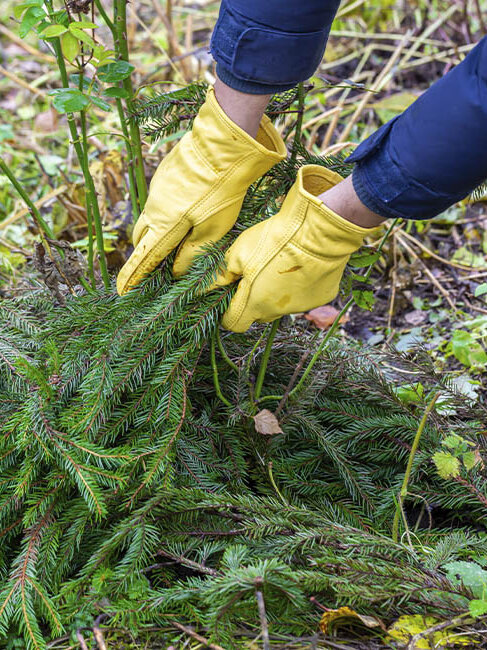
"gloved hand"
117,88,286,295
214,165,377,332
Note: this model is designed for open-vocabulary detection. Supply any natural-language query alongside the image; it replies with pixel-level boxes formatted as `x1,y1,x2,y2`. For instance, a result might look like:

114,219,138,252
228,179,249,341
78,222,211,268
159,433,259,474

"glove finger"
131,210,150,247
173,216,237,278
220,279,257,333
117,219,190,295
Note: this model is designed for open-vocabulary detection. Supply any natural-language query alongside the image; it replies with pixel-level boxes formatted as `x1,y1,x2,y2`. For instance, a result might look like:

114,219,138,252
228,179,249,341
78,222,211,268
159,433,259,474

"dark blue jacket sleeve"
210,0,340,94
348,37,487,220
210,1,487,220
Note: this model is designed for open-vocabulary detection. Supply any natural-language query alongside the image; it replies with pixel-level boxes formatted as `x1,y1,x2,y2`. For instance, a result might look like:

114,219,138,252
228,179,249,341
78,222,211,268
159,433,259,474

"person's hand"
116,88,286,295
214,165,378,332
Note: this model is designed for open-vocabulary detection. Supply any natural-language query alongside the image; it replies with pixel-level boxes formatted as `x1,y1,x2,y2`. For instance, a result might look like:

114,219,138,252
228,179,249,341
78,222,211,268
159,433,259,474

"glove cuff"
191,88,287,181
285,166,379,258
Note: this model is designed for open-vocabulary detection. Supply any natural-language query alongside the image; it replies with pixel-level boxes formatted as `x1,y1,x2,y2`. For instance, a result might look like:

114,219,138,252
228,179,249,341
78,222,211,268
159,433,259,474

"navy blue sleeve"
210,0,341,94
348,37,487,220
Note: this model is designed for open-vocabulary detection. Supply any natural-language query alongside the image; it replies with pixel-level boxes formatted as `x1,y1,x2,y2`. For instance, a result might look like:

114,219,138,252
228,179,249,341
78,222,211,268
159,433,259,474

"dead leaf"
304,305,349,330
319,606,384,635
90,151,125,222
34,109,59,134
404,309,427,326
253,410,283,436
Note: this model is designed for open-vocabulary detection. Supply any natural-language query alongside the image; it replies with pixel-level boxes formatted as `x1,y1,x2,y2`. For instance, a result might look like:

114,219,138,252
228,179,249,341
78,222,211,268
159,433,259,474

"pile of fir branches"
1,85,486,649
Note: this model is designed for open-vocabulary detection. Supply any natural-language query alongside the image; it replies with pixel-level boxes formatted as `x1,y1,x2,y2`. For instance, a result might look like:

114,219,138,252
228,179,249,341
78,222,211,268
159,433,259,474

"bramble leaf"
97,61,135,82
432,451,460,479
39,24,67,38
49,89,90,113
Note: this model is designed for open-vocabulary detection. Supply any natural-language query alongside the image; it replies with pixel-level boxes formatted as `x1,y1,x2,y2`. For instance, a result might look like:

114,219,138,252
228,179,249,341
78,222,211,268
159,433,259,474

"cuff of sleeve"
216,62,298,95
351,165,408,221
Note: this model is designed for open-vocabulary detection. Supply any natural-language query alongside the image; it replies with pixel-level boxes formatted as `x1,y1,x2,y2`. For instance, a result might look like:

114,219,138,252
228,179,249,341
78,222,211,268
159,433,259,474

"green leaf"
462,451,478,471
70,20,98,29
372,91,417,124
19,6,45,38
432,451,460,479
348,251,380,269
451,330,487,368
103,87,129,99
352,289,375,311
14,0,43,20
451,246,487,268
61,31,80,63
69,26,96,48
442,434,463,450
474,282,487,298
444,561,487,598
90,96,111,112
70,74,99,93
49,89,90,113
469,599,487,617
97,61,135,82
395,383,424,405
39,24,67,38
92,45,116,65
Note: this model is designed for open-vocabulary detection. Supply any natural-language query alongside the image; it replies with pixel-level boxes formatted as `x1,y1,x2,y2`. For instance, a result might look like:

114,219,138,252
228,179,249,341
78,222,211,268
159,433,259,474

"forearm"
214,78,270,139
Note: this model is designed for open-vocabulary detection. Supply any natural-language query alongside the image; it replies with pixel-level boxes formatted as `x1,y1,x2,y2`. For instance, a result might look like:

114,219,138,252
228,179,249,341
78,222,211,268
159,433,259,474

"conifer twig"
255,581,270,650
170,622,225,650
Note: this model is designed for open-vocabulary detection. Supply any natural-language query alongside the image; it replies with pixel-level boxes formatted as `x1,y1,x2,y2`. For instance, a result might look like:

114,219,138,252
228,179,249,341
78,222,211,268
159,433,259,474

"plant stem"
210,331,231,408
216,328,239,373
114,0,148,214
255,587,270,650
290,82,305,164
43,0,110,288
267,461,288,507
0,160,55,240
116,98,140,220
93,0,114,31
392,391,440,543
254,318,280,401
79,106,96,287
78,70,95,286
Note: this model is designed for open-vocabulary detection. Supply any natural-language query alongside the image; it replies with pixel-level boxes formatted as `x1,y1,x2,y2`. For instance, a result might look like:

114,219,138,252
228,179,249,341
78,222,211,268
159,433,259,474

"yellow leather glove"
116,88,286,295
214,165,377,333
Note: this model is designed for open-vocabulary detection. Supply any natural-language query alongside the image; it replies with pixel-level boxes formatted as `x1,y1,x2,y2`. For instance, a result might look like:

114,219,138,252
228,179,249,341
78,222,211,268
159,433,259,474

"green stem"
93,0,114,31
79,97,95,287
79,275,96,293
44,1,110,288
254,318,280,401
114,0,148,214
216,328,238,373
0,160,55,240
210,332,231,408
268,461,288,507
245,326,269,378
116,98,140,220
392,391,440,543
290,83,305,164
